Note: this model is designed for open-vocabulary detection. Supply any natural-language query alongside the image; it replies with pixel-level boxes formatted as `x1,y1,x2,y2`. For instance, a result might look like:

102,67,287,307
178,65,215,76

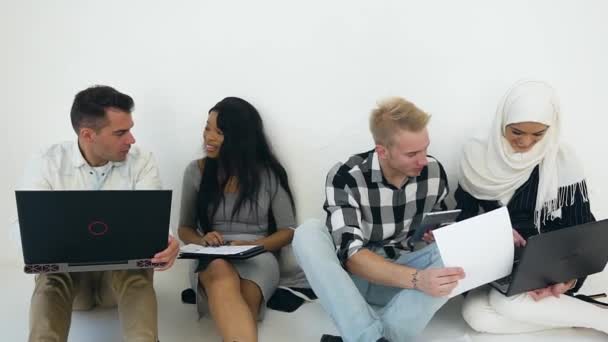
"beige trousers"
28,269,157,342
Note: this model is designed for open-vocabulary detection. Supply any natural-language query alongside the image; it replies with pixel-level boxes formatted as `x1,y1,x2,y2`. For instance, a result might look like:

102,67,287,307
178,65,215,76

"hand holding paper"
433,207,514,298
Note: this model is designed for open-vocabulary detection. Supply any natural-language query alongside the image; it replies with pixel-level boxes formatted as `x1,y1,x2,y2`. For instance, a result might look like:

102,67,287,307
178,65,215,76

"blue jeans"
293,219,448,342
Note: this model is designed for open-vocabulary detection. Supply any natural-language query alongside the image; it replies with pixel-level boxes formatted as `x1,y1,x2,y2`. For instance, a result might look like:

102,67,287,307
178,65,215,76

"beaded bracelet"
412,270,420,289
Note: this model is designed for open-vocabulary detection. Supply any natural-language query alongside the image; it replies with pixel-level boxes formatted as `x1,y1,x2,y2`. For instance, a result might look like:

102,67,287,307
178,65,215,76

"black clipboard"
178,244,265,260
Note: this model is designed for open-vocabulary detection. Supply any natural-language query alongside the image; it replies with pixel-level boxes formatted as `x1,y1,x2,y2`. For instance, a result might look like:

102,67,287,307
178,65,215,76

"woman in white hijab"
455,80,607,335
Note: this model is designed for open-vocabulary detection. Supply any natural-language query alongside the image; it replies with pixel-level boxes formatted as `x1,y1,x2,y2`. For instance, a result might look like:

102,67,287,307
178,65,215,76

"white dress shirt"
12,140,163,249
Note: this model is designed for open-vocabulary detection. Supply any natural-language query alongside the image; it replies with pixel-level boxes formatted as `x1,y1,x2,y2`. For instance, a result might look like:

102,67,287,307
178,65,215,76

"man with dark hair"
17,85,179,342
70,85,135,133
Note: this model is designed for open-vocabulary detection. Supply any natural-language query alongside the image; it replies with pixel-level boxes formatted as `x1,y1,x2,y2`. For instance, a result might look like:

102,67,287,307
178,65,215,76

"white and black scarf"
459,80,589,231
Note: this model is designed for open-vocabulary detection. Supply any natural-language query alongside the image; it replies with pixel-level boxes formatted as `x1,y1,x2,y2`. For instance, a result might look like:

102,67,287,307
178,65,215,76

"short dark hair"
70,85,134,133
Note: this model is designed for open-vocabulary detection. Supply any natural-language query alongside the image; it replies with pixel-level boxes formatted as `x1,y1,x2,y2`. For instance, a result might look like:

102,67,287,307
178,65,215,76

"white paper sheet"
433,207,514,298
180,244,259,255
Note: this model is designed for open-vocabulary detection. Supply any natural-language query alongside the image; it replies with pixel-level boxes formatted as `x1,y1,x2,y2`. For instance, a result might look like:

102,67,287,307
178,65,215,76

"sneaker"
320,335,343,342
430,334,472,342
320,334,390,342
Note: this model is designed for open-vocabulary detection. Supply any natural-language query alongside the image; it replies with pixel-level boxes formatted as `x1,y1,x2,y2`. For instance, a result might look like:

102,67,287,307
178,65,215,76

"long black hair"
197,97,295,234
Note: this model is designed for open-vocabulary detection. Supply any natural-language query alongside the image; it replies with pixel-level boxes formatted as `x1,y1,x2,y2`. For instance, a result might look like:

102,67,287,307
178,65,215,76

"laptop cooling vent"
136,260,165,268
25,264,59,274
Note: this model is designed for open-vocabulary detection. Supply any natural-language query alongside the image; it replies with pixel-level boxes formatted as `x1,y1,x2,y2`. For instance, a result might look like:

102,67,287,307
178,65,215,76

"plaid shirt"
324,149,449,265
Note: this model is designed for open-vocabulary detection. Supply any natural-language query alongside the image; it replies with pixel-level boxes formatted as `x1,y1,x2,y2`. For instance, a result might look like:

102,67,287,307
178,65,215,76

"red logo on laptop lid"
88,221,109,236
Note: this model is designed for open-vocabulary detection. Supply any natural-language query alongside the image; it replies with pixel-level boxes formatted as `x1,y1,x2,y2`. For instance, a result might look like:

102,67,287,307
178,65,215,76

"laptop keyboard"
495,274,513,286
492,247,526,292
495,250,523,287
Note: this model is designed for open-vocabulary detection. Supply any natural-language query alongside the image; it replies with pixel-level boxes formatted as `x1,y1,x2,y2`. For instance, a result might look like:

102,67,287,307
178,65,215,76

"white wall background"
2,0,607,263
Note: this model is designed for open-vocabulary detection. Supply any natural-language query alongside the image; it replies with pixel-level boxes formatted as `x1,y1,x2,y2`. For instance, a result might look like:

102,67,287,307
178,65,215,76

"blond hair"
369,97,430,145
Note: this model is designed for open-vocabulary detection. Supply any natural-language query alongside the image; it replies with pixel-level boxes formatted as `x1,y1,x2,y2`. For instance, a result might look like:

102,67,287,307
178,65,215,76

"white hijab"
459,80,588,230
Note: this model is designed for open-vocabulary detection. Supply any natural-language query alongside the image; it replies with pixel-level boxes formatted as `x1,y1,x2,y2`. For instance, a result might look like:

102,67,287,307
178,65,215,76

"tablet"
410,209,462,242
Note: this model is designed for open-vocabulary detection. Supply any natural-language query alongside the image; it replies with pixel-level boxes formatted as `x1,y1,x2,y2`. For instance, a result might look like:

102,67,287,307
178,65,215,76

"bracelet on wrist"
412,270,420,289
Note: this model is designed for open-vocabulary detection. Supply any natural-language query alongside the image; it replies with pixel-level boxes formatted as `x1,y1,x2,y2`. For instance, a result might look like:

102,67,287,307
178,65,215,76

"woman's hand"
550,279,577,298
528,286,553,301
200,231,224,246
512,229,527,247
528,279,576,301
229,240,257,246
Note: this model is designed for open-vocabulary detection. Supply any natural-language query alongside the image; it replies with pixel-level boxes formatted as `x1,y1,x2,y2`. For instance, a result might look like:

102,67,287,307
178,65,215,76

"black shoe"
320,334,389,342
181,288,196,304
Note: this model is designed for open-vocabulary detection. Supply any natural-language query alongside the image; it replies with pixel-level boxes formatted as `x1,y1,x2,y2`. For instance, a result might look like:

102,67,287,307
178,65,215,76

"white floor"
1,261,606,342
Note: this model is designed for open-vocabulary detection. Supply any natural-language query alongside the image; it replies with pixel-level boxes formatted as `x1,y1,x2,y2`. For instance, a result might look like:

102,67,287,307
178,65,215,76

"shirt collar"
71,140,87,168
71,140,124,168
370,149,415,187
370,150,384,184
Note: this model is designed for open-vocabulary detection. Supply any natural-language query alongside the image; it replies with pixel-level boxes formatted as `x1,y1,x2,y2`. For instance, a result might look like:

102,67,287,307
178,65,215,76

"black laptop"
491,218,608,296
15,190,172,274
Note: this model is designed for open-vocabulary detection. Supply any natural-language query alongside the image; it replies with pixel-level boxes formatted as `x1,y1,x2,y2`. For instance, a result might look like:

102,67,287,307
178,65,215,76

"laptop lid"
15,190,171,273
504,218,608,296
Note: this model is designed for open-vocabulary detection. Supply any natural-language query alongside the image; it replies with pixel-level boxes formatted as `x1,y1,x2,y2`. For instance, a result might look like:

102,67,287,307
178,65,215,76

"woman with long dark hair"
178,97,297,341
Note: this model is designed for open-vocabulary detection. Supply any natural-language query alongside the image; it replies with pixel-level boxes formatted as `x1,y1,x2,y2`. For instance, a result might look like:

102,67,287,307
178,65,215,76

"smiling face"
203,111,224,158
504,121,549,153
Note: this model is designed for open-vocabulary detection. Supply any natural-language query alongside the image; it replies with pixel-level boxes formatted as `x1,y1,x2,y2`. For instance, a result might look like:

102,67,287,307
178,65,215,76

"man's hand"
152,235,179,271
422,230,435,243
512,229,526,247
200,231,224,246
415,267,466,297
528,279,575,301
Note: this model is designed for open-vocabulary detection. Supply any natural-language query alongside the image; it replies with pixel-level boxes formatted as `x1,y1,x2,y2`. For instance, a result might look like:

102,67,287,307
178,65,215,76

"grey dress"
179,159,297,319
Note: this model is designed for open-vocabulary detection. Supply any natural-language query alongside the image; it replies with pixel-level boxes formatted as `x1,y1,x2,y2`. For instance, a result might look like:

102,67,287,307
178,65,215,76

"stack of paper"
180,244,260,256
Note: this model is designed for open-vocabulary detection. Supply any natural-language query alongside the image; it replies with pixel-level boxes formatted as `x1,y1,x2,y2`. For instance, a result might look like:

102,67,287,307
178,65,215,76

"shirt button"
89,172,93,175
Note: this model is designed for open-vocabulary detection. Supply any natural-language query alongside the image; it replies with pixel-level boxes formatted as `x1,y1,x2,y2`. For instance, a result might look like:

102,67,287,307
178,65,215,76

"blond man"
293,97,465,342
